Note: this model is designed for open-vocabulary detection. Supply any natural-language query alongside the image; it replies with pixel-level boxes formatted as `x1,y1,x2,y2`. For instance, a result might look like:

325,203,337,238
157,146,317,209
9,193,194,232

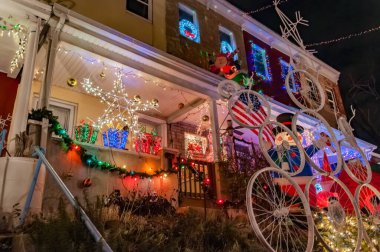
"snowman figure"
268,113,317,176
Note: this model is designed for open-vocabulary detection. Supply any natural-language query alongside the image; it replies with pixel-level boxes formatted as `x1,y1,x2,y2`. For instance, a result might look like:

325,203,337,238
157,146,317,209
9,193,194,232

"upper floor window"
306,78,319,103
126,0,152,21
251,44,271,81
279,59,299,92
178,3,200,43
326,88,337,110
219,26,237,60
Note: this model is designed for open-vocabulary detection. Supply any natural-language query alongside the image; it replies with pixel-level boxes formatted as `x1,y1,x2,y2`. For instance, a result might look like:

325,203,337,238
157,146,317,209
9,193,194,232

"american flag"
230,92,274,142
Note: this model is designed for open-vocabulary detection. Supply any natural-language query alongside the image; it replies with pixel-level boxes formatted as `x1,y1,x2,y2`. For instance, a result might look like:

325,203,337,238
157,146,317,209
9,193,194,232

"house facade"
0,0,377,210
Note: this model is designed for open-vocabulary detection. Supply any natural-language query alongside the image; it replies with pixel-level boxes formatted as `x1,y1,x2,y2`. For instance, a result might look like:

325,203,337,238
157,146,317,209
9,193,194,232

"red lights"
216,199,224,205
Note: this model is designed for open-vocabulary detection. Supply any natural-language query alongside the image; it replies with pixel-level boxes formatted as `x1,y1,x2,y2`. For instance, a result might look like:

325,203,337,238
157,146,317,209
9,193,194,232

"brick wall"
168,122,198,154
166,0,247,72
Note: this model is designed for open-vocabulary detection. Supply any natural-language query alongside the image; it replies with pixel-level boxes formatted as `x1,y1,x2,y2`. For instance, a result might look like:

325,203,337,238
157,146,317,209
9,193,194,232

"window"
126,0,152,21
219,26,237,60
32,95,77,137
326,89,336,110
251,44,271,81
178,3,200,43
306,78,319,103
279,59,299,92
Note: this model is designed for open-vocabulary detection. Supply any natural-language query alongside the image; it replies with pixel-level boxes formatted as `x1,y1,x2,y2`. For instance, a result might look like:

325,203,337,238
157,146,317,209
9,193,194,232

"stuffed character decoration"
327,195,346,229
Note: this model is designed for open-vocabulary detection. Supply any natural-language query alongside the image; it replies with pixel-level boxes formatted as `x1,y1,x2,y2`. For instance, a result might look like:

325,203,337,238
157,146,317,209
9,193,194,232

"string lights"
306,24,380,47
81,70,159,134
242,0,289,15
0,17,28,73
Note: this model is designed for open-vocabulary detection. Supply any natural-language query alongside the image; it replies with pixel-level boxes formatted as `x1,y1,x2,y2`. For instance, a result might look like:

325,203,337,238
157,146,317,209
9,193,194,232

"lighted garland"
49,117,178,178
179,19,199,42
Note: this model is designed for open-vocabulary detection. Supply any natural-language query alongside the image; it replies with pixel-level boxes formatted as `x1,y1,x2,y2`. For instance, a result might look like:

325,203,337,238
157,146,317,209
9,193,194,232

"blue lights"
315,183,323,193
102,128,129,150
251,44,272,81
179,19,200,43
220,40,233,54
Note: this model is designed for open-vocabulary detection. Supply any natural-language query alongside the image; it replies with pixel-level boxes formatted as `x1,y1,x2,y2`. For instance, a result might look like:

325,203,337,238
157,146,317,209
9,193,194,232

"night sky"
228,0,380,150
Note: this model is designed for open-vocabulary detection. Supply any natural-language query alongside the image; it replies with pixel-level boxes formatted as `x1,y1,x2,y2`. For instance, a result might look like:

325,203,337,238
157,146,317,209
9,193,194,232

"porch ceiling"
33,42,202,120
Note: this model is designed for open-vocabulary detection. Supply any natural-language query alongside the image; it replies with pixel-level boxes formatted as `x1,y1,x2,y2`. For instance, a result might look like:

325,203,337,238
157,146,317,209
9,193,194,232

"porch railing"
178,159,216,200
20,146,113,252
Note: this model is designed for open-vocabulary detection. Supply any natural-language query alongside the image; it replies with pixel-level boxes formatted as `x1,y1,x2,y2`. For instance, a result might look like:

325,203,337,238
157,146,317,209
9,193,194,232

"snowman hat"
273,113,304,134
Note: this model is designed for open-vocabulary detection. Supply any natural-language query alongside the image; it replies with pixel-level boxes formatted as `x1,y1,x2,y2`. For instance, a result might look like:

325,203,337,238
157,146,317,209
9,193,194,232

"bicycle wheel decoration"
228,89,271,129
285,70,326,112
305,175,362,252
259,121,306,176
340,140,372,184
355,184,380,251
246,167,314,252
292,109,343,175
217,79,242,99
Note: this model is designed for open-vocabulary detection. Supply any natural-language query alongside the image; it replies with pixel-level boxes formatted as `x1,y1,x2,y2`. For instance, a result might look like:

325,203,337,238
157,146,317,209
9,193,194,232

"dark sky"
228,0,380,149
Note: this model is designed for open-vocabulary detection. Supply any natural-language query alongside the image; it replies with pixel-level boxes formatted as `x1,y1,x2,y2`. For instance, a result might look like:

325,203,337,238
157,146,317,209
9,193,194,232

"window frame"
178,3,200,43
31,95,77,138
126,0,153,22
219,26,237,60
326,88,337,111
251,44,271,81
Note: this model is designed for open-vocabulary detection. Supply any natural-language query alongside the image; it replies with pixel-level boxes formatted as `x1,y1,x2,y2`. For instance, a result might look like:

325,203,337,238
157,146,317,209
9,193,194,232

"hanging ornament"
82,177,92,187
152,98,159,107
202,115,210,122
178,103,185,109
133,95,141,103
67,78,77,87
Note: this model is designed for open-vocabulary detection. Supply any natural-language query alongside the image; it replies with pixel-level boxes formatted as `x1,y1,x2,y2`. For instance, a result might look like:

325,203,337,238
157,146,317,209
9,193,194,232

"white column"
7,21,41,154
208,98,222,200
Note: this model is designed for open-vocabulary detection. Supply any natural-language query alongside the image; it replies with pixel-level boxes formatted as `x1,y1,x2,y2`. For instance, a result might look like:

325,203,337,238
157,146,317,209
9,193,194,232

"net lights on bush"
179,19,200,43
81,70,159,134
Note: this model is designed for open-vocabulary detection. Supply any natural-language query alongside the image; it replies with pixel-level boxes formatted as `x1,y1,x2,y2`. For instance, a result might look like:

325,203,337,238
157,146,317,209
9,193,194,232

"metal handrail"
20,146,113,252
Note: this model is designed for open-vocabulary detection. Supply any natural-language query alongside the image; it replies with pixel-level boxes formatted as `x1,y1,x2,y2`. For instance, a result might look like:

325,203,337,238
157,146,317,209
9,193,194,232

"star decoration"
81,70,159,134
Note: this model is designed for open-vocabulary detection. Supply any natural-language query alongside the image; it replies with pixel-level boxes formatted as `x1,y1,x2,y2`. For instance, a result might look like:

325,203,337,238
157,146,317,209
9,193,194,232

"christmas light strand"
306,24,380,47
243,0,289,15
0,17,28,73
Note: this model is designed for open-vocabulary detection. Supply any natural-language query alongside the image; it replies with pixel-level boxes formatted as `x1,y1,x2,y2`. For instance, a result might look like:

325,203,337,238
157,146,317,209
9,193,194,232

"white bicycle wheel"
292,109,343,175
285,69,326,112
355,184,380,251
217,79,242,99
258,121,306,176
246,167,314,252
340,140,372,184
305,175,363,252
228,89,271,129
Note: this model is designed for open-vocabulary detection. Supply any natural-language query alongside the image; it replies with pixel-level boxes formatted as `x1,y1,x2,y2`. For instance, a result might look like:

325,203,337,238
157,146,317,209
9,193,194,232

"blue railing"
20,146,113,252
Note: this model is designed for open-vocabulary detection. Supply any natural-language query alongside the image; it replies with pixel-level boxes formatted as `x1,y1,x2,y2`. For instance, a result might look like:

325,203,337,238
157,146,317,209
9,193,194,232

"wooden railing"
178,160,216,199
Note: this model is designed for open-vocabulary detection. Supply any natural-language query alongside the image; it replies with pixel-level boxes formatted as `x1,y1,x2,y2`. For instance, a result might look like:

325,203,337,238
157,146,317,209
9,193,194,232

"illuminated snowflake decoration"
220,41,233,54
81,70,158,134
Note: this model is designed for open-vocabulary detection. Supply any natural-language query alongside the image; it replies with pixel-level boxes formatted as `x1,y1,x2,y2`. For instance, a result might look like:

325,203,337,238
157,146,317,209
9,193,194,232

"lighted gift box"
102,128,129,149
